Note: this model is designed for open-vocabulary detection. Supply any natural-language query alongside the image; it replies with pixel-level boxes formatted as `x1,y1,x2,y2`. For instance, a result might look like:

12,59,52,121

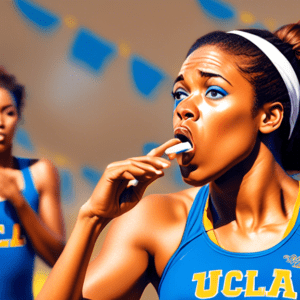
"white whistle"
128,179,139,187
165,142,192,155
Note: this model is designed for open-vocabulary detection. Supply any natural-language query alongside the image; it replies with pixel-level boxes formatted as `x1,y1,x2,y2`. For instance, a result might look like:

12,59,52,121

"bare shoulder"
141,187,200,224
114,187,199,224
30,158,57,174
109,187,200,249
29,158,59,192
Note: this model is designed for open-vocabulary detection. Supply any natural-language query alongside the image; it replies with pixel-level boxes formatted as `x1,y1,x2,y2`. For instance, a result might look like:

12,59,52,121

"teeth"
165,142,192,155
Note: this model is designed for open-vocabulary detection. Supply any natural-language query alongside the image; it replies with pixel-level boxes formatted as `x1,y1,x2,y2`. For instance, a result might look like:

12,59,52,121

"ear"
259,102,284,135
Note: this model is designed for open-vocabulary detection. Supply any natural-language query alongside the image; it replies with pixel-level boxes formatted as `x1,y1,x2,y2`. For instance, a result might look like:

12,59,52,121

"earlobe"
259,102,284,135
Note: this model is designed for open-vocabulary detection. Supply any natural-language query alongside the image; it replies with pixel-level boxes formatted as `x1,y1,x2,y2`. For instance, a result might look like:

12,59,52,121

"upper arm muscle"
83,204,152,300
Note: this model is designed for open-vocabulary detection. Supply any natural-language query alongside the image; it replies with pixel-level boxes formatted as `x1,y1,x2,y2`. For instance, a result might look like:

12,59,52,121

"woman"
0,67,65,299
37,21,300,299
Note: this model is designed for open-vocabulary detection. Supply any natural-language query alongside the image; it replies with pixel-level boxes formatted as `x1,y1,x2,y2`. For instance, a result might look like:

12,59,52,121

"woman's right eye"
172,88,189,110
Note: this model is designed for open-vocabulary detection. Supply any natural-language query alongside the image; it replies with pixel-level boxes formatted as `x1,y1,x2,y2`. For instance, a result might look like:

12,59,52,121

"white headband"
228,30,300,139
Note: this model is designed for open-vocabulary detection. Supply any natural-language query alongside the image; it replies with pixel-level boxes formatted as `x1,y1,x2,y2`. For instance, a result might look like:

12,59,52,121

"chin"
180,165,212,187
0,144,7,151
0,143,11,153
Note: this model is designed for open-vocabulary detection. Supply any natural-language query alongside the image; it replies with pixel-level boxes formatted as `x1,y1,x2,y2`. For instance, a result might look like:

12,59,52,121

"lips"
174,127,195,165
174,127,193,149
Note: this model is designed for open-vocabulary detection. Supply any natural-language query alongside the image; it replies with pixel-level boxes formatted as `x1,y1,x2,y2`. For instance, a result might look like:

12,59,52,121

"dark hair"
0,66,25,117
187,22,300,170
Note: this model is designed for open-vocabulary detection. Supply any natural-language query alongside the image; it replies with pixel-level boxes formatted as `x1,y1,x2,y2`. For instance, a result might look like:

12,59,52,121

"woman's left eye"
6,110,17,117
205,86,228,100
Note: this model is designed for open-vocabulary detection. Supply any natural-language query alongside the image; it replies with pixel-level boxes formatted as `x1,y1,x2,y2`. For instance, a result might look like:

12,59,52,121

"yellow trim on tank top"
282,181,300,238
203,181,300,247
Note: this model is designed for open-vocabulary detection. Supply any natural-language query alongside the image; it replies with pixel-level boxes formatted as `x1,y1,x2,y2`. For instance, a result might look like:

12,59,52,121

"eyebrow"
1,104,15,111
200,71,232,86
172,70,232,90
172,74,184,88
3,104,14,109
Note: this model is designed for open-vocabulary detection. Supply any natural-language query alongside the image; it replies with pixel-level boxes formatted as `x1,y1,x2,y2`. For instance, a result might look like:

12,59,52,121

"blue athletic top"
158,184,300,299
0,158,39,300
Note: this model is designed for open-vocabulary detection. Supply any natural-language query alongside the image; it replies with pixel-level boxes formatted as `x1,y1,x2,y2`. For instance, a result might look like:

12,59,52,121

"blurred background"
1,0,300,298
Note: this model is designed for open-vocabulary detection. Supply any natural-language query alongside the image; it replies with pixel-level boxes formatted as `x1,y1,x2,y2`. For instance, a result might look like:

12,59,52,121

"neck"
209,140,297,231
0,147,14,168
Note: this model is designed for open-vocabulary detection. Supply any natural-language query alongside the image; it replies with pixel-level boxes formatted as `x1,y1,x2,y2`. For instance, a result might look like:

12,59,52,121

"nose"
174,98,199,121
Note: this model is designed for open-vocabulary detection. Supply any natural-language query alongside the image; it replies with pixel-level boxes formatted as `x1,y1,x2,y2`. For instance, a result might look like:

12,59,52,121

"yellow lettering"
245,270,265,296
222,270,243,297
267,269,297,299
193,270,222,299
0,224,9,247
10,223,26,247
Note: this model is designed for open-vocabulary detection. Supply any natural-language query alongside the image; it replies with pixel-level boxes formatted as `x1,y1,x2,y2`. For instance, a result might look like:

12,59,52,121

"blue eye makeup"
172,85,228,112
172,88,189,110
205,86,228,100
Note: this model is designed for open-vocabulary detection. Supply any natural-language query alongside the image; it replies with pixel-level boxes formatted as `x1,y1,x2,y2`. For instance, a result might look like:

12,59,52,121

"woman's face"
0,88,19,152
172,45,261,186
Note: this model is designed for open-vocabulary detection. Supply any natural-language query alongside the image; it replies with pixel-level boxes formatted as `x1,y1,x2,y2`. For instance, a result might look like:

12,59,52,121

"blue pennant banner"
59,169,75,204
196,0,236,21
142,142,160,155
70,27,117,75
15,128,35,152
130,55,166,99
81,165,103,188
13,0,61,32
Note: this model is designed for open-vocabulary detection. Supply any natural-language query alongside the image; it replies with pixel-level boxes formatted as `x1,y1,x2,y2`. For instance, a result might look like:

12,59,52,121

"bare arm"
37,205,108,300
82,201,154,300
38,201,151,300
36,138,180,300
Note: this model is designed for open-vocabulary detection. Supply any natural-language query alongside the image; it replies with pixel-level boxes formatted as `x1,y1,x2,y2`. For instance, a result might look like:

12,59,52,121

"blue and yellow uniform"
0,158,39,300
159,183,300,299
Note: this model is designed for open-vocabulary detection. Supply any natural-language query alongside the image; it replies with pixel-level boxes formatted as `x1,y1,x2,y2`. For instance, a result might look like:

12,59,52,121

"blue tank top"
0,158,39,300
158,184,300,299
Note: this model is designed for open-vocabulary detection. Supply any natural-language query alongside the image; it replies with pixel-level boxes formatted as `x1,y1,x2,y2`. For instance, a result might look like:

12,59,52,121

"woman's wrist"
76,202,111,244
78,199,112,227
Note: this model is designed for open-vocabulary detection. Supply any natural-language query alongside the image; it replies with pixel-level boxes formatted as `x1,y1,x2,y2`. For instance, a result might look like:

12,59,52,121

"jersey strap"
283,181,300,238
182,184,209,243
16,157,39,213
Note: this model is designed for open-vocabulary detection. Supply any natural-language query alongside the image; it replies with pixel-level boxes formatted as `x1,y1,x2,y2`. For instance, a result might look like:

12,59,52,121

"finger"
166,153,177,160
107,157,171,176
129,160,164,177
108,161,163,182
123,160,166,188
129,156,171,169
147,138,181,157
107,160,129,169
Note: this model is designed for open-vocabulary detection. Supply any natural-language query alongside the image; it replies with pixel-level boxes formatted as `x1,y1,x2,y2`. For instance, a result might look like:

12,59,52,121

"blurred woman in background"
0,67,65,299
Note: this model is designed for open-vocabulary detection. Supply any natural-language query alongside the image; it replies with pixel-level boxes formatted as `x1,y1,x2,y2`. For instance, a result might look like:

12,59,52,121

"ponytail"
274,21,300,170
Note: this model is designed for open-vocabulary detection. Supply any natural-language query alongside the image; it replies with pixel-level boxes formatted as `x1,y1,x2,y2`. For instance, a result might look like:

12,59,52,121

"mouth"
174,127,193,150
174,127,195,165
